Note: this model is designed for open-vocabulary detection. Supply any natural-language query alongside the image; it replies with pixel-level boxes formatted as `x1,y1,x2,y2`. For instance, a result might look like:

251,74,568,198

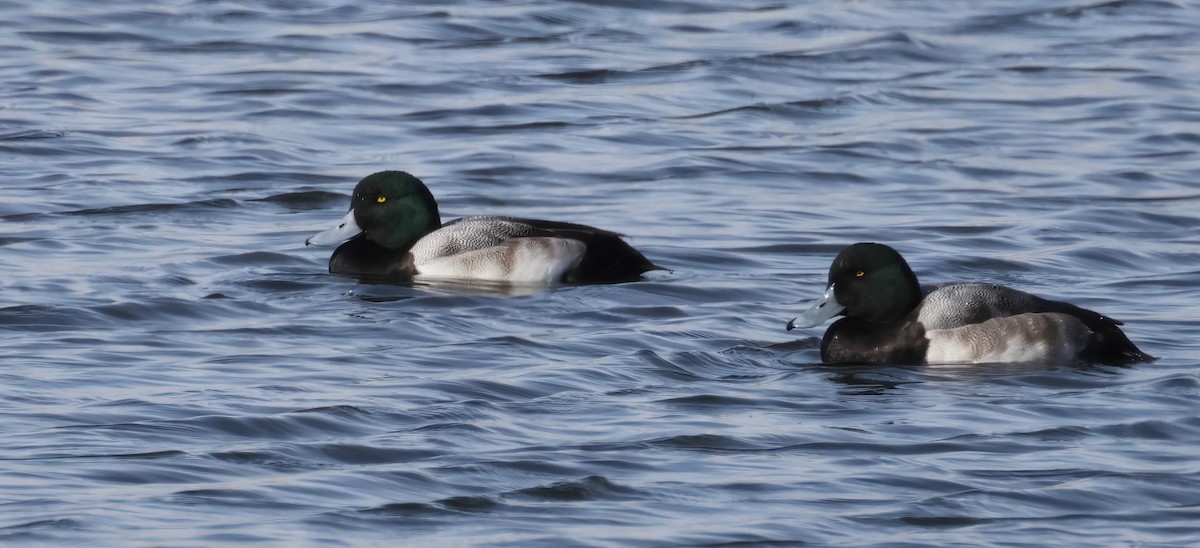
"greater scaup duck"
786,243,1153,365
306,171,663,284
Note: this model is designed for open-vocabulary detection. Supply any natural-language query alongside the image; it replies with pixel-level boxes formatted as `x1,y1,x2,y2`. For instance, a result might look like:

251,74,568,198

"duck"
786,242,1153,365
306,171,663,284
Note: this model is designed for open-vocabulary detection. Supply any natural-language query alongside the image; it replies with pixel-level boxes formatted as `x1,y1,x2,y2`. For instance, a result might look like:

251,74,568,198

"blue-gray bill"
306,209,362,247
786,284,844,331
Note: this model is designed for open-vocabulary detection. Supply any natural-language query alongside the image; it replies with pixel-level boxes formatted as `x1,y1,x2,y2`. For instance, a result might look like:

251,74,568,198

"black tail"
1034,296,1153,365
1084,317,1155,365
569,233,665,283
514,218,663,283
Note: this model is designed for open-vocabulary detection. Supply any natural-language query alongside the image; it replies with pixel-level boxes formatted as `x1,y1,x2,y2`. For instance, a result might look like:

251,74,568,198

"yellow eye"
855,271,865,278
376,196,387,204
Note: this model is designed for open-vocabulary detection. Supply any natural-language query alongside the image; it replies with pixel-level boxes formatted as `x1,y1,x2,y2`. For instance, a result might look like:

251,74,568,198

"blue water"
2,0,1199,545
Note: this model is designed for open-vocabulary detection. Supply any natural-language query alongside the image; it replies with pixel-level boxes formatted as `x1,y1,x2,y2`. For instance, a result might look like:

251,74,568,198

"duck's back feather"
916,283,1151,365
411,216,661,284
412,217,540,260
917,284,1043,329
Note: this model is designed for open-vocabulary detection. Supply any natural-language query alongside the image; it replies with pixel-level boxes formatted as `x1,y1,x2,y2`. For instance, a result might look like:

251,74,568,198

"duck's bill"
305,209,362,247
786,284,845,331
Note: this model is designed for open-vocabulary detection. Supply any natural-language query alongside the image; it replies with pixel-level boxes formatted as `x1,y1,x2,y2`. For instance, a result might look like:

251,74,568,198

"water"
2,0,1199,544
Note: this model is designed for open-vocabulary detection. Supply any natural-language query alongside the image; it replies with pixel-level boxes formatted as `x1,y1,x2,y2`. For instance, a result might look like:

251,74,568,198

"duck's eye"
855,270,865,278
376,195,387,204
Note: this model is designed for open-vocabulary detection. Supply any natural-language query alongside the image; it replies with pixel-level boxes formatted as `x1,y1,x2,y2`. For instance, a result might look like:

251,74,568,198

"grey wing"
412,217,538,261
917,283,1041,330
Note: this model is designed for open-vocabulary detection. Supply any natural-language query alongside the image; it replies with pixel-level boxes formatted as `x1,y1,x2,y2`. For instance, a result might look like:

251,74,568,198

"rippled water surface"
3,0,1199,545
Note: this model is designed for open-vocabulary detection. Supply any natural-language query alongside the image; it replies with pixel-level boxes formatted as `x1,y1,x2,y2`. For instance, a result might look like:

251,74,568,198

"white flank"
415,237,586,284
924,312,1091,364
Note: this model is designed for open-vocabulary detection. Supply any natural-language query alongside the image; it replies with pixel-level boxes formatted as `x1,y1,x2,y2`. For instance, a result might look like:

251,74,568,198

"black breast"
821,317,930,364
329,235,418,276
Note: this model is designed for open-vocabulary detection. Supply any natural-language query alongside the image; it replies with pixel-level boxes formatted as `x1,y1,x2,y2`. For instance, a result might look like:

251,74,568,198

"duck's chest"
330,237,416,276
821,319,929,364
